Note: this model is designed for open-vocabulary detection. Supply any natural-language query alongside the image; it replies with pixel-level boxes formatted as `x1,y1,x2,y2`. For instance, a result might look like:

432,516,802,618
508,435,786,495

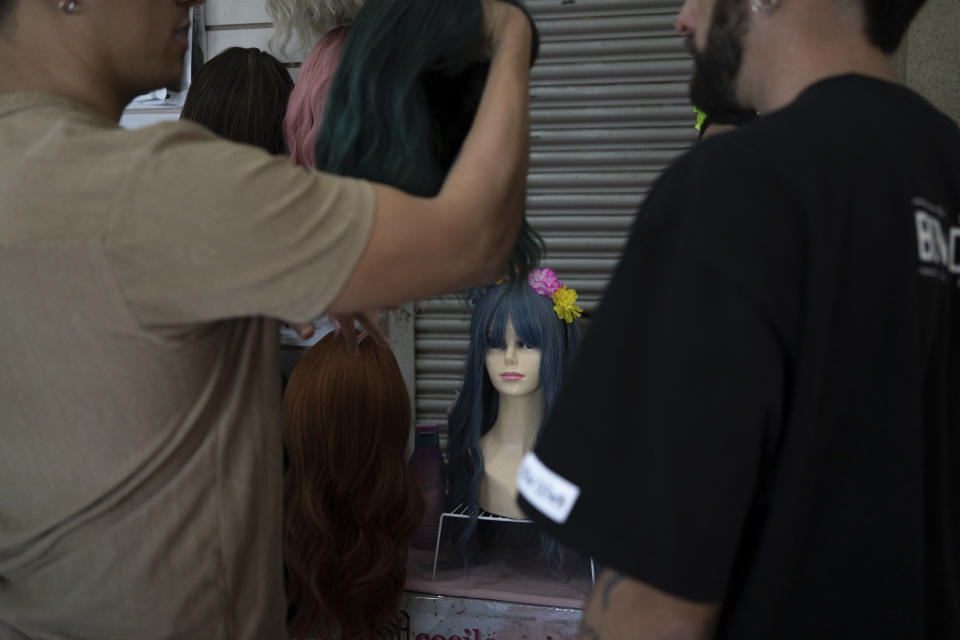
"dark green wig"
315,0,543,281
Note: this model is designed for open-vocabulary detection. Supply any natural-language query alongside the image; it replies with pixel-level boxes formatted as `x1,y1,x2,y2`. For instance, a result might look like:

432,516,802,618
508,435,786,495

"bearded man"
517,0,960,638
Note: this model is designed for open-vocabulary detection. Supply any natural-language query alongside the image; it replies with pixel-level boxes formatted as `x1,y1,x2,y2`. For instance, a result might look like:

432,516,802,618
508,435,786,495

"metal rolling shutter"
415,0,695,448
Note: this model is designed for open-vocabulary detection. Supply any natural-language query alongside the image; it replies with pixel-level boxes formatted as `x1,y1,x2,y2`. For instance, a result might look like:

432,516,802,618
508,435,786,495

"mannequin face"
485,317,542,397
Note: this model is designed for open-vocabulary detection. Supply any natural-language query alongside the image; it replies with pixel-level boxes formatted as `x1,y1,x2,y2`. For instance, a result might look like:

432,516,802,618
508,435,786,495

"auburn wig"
283,334,422,639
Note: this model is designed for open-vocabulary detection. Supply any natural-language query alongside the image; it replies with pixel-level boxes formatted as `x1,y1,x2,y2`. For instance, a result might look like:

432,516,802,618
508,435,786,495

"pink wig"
283,26,349,168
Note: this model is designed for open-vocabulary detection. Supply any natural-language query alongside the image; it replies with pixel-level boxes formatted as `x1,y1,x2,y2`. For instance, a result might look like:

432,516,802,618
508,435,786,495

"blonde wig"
266,0,365,55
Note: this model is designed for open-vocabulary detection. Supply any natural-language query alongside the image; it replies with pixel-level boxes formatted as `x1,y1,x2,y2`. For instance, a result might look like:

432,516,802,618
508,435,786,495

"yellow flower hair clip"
551,285,583,323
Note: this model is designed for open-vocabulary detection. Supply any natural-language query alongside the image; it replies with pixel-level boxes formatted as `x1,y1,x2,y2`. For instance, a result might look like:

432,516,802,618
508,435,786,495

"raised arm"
327,0,532,314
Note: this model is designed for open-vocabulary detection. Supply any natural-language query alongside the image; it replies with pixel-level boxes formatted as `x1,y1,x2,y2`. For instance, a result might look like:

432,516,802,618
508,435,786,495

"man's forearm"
437,3,532,270
326,4,534,313
578,570,720,640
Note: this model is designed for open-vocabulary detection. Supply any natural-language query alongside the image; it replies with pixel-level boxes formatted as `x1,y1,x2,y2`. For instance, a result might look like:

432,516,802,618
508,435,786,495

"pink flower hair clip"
527,268,582,324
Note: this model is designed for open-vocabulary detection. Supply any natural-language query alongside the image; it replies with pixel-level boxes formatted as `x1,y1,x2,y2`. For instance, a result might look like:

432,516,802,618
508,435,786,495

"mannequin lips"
499,373,525,381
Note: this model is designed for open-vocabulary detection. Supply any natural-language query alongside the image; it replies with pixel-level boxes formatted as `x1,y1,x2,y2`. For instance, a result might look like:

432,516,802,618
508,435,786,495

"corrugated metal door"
415,0,695,448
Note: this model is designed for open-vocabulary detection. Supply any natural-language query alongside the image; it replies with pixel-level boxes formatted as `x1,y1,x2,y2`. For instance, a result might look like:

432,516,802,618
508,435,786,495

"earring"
750,0,779,13
57,0,78,14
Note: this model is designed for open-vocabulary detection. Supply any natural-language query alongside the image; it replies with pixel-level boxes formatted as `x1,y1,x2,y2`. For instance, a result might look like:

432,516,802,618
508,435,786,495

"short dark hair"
180,47,294,155
861,0,929,53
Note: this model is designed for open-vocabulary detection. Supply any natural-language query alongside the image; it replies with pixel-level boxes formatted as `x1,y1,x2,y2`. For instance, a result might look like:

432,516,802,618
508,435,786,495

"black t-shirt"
517,75,960,638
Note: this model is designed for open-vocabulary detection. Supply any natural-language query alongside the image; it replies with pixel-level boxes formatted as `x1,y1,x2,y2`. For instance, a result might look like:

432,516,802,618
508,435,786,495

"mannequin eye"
517,339,532,350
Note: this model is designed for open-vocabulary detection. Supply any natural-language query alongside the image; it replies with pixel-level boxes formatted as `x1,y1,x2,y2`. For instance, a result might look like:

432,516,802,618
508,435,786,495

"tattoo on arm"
577,571,622,639
601,571,625,611
581,569,720,639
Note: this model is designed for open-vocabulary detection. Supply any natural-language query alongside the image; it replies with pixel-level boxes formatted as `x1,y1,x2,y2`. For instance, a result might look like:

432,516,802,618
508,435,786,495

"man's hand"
327,0,532,313
578,570,720,640
286,311,389,355
331,310,390,355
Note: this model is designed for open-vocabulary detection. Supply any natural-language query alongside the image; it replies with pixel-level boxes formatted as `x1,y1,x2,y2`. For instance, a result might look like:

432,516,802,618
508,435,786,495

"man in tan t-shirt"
0,0,533,637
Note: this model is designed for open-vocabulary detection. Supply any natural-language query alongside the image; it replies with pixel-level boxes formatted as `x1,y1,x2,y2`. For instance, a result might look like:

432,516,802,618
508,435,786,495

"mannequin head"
446,279,579,561
283,27,349,167
313,0,543,279
461,282,577,427
266,0,364,55
282,333,422,639
181,47,294,155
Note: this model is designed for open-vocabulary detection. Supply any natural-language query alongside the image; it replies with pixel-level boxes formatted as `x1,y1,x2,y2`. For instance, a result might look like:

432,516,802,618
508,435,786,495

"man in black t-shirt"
517,0,960,638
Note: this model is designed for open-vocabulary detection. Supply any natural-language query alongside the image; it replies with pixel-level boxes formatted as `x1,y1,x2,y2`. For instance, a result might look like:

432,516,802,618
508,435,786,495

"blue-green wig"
314,0,543,280
446,283,579,567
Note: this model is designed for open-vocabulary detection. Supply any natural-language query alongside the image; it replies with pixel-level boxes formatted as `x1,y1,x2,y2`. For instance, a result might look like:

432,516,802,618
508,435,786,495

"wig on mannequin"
283,27,349,168
266,0,365,56
180,47,294,155
314,0,544,280
283,333,423,639
446,282,579,566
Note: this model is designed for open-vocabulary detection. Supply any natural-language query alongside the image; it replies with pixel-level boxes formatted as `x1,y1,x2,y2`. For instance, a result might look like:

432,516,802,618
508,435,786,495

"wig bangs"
479,286,555,352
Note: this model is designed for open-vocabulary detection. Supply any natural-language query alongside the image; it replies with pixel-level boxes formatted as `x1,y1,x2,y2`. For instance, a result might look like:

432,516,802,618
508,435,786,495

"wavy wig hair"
283,27,349,167
314,0,543,280
446,283,579,564
180,47,294,155
266,0,365,56
283,334,423,639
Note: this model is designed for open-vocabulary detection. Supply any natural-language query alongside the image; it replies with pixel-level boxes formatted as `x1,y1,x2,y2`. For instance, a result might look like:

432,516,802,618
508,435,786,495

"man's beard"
687,0,752,120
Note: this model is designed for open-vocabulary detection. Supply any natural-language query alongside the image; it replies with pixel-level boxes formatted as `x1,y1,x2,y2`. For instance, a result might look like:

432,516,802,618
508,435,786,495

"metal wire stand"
431,503,595,585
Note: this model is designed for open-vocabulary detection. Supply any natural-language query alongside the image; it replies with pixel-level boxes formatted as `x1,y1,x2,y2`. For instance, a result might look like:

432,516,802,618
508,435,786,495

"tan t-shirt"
0,94,375,639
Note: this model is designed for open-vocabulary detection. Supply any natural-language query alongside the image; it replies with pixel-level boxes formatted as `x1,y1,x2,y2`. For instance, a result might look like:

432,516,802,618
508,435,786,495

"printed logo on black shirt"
913,197,960,285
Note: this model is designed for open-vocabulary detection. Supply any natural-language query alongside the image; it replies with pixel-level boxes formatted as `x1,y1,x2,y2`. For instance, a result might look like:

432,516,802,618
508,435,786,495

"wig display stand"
431,503,596,586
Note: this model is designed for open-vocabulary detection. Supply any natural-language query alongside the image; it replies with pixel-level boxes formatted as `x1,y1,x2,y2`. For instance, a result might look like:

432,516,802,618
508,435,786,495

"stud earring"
750,0,779,13
57,0,78,14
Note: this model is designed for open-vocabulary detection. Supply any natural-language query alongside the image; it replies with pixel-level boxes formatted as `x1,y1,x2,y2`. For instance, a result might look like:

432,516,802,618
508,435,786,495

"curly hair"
282,333,423,639
283,27,348,168
266,0,364,56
